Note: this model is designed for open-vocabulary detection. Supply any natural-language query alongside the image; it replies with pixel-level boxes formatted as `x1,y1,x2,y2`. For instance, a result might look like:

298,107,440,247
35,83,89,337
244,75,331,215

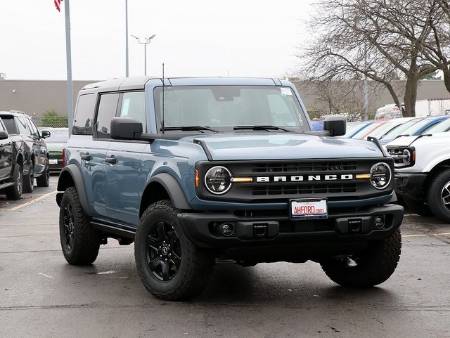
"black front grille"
252,182,357,196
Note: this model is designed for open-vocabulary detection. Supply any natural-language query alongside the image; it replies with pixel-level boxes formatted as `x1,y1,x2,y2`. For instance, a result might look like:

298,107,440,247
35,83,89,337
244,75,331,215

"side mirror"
324,117,346,137
111,117,144,140
41,130,51,139
0,130,8,140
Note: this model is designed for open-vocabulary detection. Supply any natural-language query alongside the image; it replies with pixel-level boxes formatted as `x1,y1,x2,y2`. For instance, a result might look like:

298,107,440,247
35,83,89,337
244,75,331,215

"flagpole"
64,0,73,134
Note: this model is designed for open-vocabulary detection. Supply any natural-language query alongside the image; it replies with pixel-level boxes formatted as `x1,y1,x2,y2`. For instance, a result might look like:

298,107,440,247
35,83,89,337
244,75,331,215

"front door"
105,91,152,226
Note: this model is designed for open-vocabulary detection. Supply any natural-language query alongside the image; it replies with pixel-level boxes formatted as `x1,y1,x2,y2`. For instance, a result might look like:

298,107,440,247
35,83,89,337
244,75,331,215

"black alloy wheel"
441,181,450,211
146,221,182,281
62,204,75,252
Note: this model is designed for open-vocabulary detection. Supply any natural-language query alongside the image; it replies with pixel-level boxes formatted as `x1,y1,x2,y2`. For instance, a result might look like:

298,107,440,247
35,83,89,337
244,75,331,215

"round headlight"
204,166,232,195
370,162,392,190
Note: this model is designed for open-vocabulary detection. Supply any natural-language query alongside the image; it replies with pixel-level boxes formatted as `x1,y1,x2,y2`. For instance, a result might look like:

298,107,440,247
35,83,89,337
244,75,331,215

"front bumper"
178,204,404,250
394,172,427,202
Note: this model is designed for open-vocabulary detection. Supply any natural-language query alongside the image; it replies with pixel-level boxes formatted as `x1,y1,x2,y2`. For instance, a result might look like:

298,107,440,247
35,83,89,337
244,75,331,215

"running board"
90,220,136,239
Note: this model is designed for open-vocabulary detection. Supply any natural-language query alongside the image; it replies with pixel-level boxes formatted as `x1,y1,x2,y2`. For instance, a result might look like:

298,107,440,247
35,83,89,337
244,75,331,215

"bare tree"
416,0,450,92
300,0,438,117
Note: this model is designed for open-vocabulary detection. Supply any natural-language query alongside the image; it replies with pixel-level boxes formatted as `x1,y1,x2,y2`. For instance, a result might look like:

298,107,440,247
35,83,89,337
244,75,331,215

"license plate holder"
290,199,328,219
49,159,58,165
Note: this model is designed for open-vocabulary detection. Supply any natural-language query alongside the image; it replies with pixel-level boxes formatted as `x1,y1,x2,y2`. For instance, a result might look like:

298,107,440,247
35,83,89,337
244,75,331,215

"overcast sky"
0,0,315,80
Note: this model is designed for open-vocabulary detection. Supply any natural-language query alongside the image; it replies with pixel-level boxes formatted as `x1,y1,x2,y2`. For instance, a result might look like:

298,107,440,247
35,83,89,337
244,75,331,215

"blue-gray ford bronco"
56,77,403,300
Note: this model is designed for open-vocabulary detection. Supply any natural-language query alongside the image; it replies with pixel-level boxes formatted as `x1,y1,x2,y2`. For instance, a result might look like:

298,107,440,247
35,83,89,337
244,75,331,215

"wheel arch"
424,159,450,193
139,173,191,217
56,164,91,213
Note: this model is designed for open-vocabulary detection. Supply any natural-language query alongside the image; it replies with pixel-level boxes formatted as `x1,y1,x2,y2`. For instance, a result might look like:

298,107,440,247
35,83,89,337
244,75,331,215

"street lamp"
131,34,156,76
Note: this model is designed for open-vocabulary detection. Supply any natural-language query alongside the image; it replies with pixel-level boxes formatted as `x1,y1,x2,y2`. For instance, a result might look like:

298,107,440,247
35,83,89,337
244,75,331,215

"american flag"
54,0,62,12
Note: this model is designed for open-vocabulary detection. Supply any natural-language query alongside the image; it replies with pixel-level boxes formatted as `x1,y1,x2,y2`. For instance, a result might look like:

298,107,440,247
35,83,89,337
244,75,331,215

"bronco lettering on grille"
255,174,354,183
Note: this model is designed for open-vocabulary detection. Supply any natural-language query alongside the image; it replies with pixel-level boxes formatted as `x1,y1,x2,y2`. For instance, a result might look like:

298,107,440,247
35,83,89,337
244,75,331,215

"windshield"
381,118,421,140
368,119,409,139
344,122,364,136
154,86,307,130
426,118,450,134
402,118,446,136
352,122,383,139
45,129,69,143
0,116,18,134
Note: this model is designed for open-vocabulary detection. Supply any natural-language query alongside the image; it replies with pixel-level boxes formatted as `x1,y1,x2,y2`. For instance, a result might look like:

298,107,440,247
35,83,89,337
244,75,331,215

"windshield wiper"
162,126,217,132
393,133,411,140
233,125,291,132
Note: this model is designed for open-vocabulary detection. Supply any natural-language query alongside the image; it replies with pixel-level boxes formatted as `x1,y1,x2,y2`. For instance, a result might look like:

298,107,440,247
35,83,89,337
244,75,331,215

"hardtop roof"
81,77,291,92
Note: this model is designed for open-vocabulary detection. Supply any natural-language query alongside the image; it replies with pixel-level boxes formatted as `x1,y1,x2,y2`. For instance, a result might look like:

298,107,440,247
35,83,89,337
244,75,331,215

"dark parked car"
40,127,69,174
0,111,51,192
0,119,23,199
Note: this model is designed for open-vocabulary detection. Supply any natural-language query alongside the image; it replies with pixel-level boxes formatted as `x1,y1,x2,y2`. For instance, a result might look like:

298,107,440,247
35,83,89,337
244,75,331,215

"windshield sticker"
281,87,292,96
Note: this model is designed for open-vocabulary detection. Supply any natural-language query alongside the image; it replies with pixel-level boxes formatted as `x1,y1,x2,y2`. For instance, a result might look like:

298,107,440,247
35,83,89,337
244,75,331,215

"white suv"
387,132,450,221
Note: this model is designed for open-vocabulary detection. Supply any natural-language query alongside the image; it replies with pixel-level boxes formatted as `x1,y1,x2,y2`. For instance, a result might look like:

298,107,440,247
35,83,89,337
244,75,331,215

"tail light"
62,148,67,167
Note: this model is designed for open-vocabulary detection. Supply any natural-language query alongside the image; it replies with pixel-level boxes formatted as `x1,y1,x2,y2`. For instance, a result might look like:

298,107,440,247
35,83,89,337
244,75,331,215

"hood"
188,133,382,160
385,135,418,147
387,132,450,148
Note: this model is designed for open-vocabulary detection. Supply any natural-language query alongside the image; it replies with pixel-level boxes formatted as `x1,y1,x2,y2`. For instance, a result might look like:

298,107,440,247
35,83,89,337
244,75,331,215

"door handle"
80,152,92,161
105,156,117,165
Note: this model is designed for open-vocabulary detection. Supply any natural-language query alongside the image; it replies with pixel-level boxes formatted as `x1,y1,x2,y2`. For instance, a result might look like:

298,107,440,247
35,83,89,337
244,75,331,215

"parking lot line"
403,234,427,238
8,191,57,211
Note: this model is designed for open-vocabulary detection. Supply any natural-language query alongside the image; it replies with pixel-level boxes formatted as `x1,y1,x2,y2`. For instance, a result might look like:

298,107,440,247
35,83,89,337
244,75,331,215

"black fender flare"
56,164,91,214
146,173,191,210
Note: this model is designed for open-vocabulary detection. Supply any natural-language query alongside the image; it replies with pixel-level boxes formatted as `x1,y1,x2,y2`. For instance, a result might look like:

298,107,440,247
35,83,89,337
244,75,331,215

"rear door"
90,92,120,219
106,90,151,226
0,120,13,180
25,117,47,176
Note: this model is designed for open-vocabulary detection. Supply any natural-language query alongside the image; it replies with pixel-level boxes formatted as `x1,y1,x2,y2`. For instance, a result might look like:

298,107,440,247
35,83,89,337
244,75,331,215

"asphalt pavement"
0,177,449,337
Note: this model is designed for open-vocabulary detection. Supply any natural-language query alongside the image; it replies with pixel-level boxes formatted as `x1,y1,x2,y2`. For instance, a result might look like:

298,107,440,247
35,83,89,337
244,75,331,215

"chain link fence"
32,111,68,128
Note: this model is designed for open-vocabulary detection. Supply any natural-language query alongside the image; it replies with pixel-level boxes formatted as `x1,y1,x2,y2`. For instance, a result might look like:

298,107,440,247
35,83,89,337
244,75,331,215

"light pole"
64,0,73,134
125,0,129,77
131,34,156,76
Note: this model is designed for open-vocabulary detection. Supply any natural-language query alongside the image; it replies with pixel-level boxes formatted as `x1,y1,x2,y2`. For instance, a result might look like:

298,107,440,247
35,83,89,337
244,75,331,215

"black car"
0,119,22,199
0,111,51,192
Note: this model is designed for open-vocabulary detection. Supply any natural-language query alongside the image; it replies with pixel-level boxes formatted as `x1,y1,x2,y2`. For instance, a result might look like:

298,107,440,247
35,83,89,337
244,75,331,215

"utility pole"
125,0,129,77
64,0,73,134
131,34,156,76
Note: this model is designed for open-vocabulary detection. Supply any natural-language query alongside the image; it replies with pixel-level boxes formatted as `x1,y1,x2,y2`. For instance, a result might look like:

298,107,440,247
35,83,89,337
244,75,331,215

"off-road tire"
23,163,34,193
135,200,214,301
36,165,50,187
427,169,450,223
321,229,401,288
59,187,100,265
5,165,23,200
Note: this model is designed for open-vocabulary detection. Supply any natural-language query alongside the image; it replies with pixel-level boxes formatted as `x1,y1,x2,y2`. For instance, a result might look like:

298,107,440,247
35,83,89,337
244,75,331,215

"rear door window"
26,118,40,138
73,93,97,135
95,93,119,138
118,91,146,132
